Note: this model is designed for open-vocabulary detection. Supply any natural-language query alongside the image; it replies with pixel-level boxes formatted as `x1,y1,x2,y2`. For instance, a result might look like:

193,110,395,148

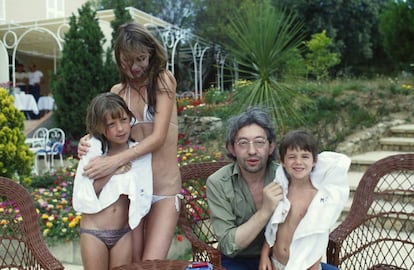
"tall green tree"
274,0,387,75
110,0,133,48
379,0,414,70
101,0,133,91
51,2,105,139
225,1,309,132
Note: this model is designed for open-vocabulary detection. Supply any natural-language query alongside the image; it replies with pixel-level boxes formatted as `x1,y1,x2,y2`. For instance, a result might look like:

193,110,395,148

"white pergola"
0,7,230,97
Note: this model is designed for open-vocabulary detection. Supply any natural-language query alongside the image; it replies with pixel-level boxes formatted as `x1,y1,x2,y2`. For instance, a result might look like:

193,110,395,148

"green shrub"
0,88,33,185
204,88,231,105
304,30,340,81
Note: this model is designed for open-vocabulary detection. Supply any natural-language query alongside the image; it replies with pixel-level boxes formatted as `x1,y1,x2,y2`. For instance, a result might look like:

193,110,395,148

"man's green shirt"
206,161,278,258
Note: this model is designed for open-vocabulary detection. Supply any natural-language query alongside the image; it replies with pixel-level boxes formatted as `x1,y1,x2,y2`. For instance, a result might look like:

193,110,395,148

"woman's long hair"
114,22,173,116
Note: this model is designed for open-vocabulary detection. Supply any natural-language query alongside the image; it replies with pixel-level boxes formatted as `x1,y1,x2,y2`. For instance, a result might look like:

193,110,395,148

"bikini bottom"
152,193,183,212
80,227,131,249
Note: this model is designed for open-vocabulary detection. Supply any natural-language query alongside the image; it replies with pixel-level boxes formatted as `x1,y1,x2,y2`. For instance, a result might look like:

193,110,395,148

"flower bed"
0,144,225,244
30,157,80,243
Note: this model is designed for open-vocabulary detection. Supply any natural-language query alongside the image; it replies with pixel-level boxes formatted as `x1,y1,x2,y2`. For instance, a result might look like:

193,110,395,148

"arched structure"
148,24,226,98
0,7,230,96
0,40,9,83
4,27,64,87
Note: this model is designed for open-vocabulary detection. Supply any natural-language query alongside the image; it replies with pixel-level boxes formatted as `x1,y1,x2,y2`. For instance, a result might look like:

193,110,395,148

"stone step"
339,172,365,222
347,171,363,193
338,179,412,232
346,171,413,202
333,172,362,224
349,151,413,171
336,124,414,256
380,137,414,151
390,124,414,137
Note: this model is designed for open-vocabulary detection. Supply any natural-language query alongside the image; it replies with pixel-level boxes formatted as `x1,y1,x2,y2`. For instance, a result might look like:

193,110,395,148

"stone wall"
178,115,223,144
178,115,409,157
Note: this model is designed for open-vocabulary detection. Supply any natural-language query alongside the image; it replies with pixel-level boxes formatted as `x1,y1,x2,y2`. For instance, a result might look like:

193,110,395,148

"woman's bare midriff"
152,147,181,195
131,122,181,196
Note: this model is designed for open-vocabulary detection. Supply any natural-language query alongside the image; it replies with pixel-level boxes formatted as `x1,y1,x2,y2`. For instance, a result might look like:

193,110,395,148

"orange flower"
176,234,184,242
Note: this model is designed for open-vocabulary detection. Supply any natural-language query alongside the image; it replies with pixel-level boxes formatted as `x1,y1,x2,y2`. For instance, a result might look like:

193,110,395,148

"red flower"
176,234,184,242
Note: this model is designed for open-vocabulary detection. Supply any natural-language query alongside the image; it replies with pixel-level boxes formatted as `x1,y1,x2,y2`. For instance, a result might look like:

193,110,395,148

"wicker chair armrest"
327,210,365,266
32,245,64,270
19,192,65,270
178,212,222,267
0,177,64,270
191,243,222,268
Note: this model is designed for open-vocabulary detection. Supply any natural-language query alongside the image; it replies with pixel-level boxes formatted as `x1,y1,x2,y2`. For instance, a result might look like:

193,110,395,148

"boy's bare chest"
285,189,316,226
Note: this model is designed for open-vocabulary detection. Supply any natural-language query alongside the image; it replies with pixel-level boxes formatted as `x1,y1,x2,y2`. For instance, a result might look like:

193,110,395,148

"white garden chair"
35,128,65,173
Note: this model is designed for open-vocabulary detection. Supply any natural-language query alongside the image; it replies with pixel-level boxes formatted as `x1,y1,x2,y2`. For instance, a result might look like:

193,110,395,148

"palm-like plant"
225,0,309,132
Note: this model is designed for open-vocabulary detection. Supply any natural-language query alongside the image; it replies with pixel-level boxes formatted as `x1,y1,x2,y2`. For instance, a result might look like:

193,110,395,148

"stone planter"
48,240,82,265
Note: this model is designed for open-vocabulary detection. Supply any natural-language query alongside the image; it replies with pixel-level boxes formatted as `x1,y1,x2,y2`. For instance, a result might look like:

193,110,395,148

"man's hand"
261,182,283,216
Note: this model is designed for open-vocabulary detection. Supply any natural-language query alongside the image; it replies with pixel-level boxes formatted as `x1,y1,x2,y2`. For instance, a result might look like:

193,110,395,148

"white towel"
265,151,350,269
72,137,152,229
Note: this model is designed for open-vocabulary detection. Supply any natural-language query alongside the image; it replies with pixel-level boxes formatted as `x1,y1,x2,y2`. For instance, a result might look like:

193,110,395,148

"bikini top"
125,85,154,126
125,85,178,128
131,103,154,127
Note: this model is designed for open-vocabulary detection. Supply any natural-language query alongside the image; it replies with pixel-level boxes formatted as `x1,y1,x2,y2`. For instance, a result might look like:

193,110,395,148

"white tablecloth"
13,93,39,115
38,96,55,111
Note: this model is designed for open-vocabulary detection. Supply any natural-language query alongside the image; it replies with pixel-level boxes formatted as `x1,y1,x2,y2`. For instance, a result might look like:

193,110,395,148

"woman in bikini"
73,93,153,270
77,22,181,261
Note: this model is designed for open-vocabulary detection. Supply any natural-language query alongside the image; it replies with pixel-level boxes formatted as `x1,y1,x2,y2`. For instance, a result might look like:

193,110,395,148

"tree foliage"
51,2,105,140
93,0,409,76
304,30,340,81
225,1,310,132
96,0,197,28
273,0,387,75
193,0,254,46
0,88,33,185
379,0,414,70
101,0,133,92
110,0,133,48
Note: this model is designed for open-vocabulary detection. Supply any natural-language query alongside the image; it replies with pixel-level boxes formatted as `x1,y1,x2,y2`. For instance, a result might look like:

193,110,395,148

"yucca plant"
224,0,310,132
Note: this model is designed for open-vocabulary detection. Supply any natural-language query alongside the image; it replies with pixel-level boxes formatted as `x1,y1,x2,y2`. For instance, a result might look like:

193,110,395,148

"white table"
13,93,39,115
38,96,55,111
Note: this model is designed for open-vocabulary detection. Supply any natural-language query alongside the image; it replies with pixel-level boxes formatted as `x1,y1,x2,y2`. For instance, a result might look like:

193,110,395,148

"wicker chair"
326,154,414,270
178,161,230,270
0,176,64,270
